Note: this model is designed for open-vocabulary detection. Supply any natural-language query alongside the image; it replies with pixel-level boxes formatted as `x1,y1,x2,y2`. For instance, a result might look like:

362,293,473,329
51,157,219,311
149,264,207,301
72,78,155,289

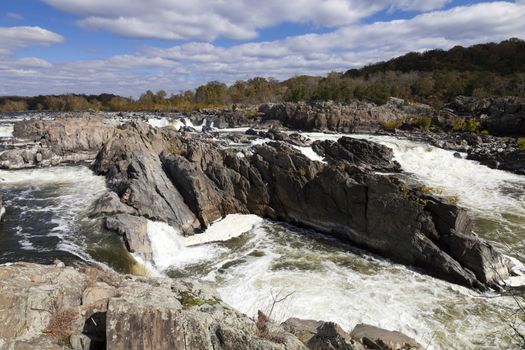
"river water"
1,120,524,349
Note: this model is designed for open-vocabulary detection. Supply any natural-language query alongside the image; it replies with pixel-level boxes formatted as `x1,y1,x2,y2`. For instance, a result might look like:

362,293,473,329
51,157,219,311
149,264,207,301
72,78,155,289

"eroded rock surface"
0,262,308,350
90,121,510,289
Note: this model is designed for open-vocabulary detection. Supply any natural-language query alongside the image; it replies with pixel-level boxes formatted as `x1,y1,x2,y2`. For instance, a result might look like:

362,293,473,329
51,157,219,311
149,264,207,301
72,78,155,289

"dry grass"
44,307,78,340
255,311,286,344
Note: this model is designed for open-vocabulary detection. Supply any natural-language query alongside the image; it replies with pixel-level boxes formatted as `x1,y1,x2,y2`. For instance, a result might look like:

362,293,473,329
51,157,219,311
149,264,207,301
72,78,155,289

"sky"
1,0,525,97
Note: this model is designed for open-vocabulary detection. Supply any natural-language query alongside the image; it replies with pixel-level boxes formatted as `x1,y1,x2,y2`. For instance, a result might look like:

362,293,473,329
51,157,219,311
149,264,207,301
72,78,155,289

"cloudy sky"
1,0,525,97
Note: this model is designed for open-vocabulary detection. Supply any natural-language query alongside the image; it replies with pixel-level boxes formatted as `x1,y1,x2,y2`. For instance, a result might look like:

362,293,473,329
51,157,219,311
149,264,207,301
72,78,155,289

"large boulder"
0,262,308,350
350,324,424,350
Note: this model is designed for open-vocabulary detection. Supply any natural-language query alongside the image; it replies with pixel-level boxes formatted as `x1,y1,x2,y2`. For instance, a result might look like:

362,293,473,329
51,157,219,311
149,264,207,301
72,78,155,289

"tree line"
1,38,524,113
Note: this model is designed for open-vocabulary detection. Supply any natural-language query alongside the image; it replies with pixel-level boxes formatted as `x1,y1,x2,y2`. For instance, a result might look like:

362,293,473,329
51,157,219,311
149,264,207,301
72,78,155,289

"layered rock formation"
90,120,509,290
1,262,426,350
446,95,525,136
0,262,308,350
260,99,434,133
0,116,116,169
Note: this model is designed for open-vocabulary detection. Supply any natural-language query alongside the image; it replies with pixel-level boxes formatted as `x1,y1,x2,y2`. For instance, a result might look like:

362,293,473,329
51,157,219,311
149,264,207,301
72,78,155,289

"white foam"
185,214,263,246
1,165,108,256
292,145,326,163
194,221,515,350
147,220,225,271
0,124,13,138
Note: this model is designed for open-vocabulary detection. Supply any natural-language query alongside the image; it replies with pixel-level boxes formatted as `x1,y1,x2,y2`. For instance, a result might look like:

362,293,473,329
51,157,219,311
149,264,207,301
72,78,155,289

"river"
1,120,524,349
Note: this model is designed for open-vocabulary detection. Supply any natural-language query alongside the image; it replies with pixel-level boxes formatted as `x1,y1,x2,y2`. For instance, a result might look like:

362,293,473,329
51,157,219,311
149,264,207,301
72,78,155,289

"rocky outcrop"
0,262,308,350
0,116,116,169
260,99,434,133
92,121,510,289
312,137,401,173
93,122,200,234
445,96,525,136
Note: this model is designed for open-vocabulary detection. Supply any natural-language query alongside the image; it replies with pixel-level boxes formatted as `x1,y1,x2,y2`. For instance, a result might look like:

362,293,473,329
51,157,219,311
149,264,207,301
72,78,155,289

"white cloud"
0,26,64,51
6,12,23,20
2,1,525,96
42,0,451,41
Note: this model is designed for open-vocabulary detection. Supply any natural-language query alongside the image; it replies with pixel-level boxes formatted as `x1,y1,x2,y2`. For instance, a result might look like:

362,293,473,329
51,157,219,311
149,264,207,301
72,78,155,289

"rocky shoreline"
1,261,427,350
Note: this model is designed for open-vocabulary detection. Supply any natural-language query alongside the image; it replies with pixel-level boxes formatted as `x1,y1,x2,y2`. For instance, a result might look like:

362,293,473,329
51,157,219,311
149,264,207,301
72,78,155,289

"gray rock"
350,324,424,350
105,214,152,261
0,262,308,350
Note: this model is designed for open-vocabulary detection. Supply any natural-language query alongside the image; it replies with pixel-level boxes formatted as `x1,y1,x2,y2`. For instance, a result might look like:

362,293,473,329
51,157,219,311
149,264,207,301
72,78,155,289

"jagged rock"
1,116,116,169
283,318,362,350
350,324,423,350
312,137,401,173
105,214,152,261
92,122,509,289
260,100,434,133
93,122,200,234
90,191,137,217
0,262,307,350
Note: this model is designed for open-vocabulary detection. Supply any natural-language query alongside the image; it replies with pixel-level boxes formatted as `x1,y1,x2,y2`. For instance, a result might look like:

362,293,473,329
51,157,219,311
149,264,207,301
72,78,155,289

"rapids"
1,122,524,349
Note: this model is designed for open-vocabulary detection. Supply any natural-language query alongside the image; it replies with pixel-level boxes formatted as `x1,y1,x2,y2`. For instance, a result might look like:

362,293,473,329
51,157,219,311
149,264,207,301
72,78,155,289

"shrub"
452,117,466,132
382,119,404,130
411,116,432,131
480,130,490,135
464,119,481,133
518,138,525,150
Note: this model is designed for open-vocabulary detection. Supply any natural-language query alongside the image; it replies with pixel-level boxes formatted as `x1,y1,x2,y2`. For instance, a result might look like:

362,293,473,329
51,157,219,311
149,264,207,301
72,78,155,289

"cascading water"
143,132,525,349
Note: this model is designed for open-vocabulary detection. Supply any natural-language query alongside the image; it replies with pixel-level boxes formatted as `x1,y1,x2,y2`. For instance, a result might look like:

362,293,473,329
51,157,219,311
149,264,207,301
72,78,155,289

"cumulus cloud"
42,0,451,41
0,26,64,51
2,1,525,96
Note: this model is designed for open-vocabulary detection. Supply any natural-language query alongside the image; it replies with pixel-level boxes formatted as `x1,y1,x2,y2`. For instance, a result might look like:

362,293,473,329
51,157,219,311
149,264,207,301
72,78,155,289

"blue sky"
1,0,525,96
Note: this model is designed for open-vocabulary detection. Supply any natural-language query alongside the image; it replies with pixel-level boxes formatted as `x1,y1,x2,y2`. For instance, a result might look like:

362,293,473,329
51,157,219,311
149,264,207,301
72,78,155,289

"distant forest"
2,38,525,113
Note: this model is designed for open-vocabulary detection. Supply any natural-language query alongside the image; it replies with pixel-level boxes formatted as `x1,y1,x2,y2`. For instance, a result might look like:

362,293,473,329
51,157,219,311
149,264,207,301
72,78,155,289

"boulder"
350,324,423,350
105,214,152,261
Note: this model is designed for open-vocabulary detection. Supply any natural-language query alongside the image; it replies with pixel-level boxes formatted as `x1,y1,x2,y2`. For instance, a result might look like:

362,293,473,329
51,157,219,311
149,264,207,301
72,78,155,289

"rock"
260,100,434,133
1,116,116,169
91,122,509,289
0,262,308,350
312,137,401,172
69,334,91,350
453,152,462,158
105,214,152,261
90,191,137,217
350,324,424,350
307,322,355,350
92,122,200,233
